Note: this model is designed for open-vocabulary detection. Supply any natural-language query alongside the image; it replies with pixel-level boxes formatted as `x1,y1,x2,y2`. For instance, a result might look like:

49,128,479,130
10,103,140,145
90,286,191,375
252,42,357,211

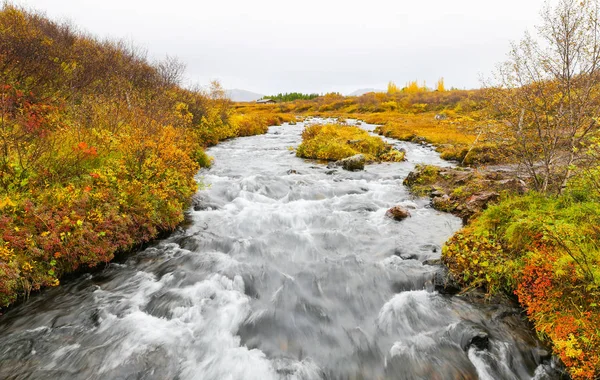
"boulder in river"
386,206,411,221
334,154,366,171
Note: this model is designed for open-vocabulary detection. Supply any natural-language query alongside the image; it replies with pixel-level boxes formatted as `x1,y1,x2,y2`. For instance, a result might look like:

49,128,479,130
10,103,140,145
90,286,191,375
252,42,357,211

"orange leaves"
514,250,600,379
74,141,98,157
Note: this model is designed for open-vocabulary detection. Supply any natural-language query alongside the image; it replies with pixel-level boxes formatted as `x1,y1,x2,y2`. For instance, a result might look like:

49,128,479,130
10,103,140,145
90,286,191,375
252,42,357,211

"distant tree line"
262,92,320,102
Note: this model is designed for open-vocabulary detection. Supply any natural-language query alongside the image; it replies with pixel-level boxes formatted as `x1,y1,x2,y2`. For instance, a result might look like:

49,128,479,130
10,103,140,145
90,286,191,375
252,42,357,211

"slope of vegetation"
443,178,600,378
0,5,273,308
296,124,405,162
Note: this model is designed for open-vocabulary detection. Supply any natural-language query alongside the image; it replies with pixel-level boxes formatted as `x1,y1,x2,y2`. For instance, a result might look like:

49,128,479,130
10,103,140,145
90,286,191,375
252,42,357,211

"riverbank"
403,161,600,379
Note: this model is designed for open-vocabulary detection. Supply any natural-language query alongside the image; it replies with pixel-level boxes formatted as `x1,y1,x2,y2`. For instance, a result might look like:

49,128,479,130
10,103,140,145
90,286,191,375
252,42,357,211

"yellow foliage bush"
296,124,404,162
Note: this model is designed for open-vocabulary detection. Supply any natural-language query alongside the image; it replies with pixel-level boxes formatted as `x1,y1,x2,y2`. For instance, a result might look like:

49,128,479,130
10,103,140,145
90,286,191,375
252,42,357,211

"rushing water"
0,119,563,380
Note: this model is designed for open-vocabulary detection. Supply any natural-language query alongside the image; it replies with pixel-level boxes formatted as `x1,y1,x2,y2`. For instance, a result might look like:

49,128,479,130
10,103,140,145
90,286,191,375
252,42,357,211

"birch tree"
488,0,600,193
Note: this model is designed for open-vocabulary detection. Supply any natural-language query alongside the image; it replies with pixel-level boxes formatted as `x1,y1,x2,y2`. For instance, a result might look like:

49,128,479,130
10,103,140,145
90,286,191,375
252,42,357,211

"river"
0,119,563,379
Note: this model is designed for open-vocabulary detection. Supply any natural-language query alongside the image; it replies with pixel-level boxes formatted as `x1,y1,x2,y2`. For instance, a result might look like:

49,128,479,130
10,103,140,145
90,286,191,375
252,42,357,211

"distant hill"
347,88,385,96
226,89,264,102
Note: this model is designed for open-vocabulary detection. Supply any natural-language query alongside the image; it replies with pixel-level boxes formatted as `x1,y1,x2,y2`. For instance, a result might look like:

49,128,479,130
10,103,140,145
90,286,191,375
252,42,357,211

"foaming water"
0,120,562,379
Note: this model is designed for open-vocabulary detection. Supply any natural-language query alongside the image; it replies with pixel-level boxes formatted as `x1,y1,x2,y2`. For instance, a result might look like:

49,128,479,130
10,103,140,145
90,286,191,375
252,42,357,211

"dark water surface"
0,119,562,379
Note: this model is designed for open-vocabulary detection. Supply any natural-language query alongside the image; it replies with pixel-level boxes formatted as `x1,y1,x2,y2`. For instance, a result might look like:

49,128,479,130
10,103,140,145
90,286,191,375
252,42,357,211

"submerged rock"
386,206,411,221
191,194,222,211
447,322,490,351
397,200,419,210
423,258,442,266
431,266,462,294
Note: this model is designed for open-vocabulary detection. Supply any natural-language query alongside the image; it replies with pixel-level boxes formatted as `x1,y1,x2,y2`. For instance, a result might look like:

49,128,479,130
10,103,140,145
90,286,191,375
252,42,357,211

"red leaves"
1,83,58,140
514,250,600,379
515,253,556,316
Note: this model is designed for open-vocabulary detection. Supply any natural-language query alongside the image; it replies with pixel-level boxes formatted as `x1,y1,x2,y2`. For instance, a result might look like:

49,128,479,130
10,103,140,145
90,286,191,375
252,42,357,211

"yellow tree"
387,81,399,95
436,77,446,92
405,80,427,94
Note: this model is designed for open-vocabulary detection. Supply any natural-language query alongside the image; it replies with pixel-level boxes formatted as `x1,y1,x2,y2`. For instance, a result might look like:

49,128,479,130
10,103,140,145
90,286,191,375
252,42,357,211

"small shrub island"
296,124,405,164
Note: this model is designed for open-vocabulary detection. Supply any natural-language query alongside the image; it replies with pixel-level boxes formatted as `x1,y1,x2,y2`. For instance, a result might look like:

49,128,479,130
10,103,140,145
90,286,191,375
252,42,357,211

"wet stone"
334,154,366,171
386,206,411,221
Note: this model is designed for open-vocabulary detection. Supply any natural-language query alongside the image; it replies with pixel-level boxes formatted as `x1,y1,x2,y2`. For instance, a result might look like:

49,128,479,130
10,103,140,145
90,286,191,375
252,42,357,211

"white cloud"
14,0,547,94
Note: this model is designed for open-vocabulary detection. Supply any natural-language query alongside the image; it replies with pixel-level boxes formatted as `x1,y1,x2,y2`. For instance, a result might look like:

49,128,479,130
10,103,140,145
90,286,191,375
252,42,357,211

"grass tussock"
372,113,509,165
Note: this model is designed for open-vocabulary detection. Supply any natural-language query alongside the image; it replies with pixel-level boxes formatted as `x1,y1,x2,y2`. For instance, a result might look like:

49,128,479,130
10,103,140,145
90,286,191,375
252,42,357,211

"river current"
0,119,562,379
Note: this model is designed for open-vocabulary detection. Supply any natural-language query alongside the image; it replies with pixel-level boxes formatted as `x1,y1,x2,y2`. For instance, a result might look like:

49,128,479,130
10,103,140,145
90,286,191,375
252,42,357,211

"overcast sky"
14,0,547,94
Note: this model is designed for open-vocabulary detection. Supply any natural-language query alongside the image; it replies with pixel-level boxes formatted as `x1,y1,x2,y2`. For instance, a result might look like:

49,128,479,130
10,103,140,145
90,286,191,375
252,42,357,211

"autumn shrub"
296,124,404,162
230,102,297,130
0,5,259,307
228,113,266,137
442,188,600,379
373,115,479,147
379,149,406,162
265,112,295,126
